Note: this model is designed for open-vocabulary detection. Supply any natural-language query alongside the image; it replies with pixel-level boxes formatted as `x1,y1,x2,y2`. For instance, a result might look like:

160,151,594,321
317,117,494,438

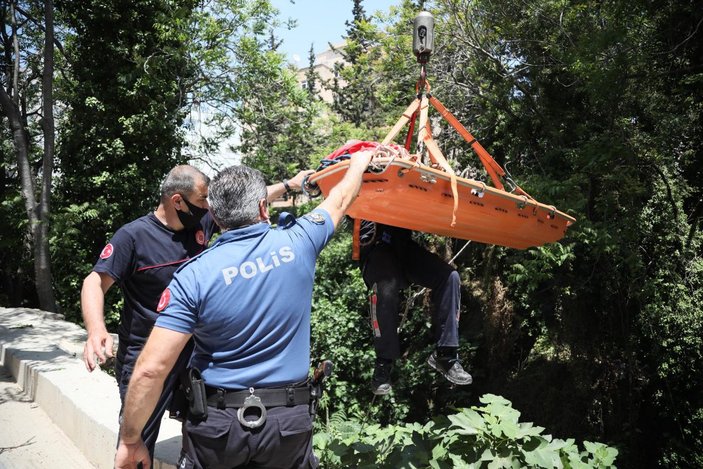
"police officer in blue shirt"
113,152,374,469
81,164,312,465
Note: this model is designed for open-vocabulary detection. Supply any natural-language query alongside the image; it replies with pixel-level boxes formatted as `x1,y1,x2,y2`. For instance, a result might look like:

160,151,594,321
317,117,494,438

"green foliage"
305,44,320,99
51,0,197,314
307,116,388,169
314,394,618,468
312,1,702,466
49,0,295,317
50,202,119,326
1,0,700,466
169,0,320,182
0,0,65,310
329,0,386,127
237,39,319,182
0,187,34,306
310,227,376,417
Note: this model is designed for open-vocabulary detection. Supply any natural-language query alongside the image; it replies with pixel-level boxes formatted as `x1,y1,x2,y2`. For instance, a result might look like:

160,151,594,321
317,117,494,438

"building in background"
295,43,346,103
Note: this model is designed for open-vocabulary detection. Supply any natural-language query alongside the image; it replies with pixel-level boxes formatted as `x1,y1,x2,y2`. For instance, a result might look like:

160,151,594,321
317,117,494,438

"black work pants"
360,239,461,360
178,404,318,469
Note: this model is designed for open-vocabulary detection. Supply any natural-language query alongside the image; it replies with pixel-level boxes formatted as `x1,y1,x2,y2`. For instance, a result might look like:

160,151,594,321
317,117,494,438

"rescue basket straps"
352,218,361,261
382,78,534,201
417,93,459,227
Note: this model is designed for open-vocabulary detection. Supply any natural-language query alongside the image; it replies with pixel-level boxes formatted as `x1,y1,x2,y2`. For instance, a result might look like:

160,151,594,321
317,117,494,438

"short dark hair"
209,165,267,229
160,165,209,201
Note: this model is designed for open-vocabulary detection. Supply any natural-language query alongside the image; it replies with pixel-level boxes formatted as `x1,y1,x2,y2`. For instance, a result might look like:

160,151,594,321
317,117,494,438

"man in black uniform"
359,221,472,395
80,164,311,463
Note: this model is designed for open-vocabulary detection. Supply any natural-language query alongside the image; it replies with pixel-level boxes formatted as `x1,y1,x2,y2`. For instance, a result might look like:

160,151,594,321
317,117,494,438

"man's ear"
259,198,270,221
171,193,184,210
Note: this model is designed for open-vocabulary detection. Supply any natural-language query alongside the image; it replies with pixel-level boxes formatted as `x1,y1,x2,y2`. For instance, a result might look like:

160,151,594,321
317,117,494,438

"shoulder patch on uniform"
99,243,114,259
157,288,170,312
304,212,326,225
195,229,206,246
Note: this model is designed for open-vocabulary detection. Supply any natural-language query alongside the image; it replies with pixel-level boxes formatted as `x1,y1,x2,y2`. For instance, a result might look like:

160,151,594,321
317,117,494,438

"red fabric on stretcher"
324,140,403,160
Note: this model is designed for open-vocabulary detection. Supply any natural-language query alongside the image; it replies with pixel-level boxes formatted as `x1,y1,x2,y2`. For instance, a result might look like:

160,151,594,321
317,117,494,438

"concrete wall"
0,307,181,469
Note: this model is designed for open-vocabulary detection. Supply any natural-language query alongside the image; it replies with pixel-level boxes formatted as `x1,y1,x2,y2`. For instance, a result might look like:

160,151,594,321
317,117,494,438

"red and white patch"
157,288,171,312
195,230,206,246
99,243,114,259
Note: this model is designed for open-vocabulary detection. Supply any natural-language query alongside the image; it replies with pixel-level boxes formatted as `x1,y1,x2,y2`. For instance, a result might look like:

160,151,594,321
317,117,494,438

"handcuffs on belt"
183,361,333,429
237,387,267,429
238,361,333,429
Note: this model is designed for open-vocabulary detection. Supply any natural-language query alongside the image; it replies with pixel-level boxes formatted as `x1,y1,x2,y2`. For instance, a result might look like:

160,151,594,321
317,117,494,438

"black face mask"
176,195,209,229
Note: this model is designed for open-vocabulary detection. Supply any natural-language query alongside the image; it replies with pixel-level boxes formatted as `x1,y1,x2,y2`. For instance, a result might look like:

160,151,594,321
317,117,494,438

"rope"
307,145,411,196
303,155,352,198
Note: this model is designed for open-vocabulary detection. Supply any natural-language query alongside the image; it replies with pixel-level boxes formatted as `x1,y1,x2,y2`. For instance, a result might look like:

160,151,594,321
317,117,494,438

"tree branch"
13,4,67,59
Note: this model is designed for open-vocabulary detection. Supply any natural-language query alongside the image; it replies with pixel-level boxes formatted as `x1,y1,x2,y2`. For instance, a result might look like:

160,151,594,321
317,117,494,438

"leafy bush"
314,394,618,469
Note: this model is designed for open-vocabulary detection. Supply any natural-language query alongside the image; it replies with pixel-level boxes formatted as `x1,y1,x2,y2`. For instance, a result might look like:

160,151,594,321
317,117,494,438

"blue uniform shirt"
155,209,335,390
93,212,217,367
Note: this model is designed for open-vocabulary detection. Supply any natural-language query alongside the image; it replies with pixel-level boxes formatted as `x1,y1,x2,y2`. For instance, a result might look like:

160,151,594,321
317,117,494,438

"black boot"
427,348,472,385
371,358,393,395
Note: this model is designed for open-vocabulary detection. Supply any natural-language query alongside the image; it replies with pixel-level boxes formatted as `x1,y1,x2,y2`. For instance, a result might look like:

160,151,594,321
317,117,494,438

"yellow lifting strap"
382,79,533,208
382,98,421,146
428,95,505,191
417,94,459,226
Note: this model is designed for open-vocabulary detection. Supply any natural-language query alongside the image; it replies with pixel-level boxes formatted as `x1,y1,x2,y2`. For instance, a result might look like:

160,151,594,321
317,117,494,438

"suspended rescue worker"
114,152,374,469
359,220,472,395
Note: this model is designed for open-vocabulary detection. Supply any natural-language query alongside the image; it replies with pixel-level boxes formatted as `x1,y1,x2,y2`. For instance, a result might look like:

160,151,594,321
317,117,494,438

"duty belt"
205,385,310,409
205,385,311,430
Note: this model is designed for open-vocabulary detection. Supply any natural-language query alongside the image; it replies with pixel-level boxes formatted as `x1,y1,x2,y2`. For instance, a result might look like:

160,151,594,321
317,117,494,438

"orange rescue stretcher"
306,81,576,252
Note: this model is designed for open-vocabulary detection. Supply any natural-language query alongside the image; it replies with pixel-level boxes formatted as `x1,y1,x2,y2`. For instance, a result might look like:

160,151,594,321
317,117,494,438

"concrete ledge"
0,307,181,469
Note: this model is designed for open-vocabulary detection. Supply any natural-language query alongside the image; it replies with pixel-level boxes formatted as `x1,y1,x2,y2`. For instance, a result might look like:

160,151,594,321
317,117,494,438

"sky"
190,0,404,173
271,0,402,67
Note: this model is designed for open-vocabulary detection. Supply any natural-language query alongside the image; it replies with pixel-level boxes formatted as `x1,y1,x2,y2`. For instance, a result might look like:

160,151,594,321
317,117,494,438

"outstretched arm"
266,169,315,202
318,150,374,229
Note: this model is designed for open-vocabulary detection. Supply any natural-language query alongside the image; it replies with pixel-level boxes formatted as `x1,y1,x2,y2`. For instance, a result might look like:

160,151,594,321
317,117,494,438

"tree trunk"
0,86,39,302
36,0,57,312
0,1,56,312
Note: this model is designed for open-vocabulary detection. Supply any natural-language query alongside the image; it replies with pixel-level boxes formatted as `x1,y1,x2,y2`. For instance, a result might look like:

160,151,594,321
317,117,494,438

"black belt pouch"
184,367,208,422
